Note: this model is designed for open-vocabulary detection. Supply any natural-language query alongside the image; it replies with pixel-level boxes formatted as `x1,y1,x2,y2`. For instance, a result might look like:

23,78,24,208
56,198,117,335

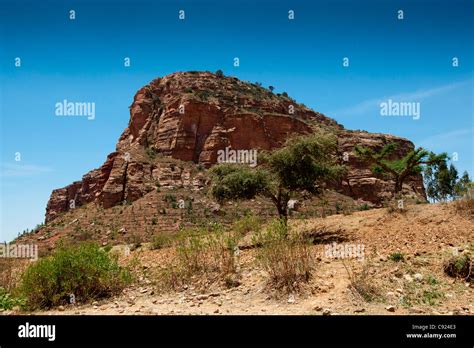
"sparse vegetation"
232,214,263,236
342,260,380,302
151,234,173,250
389,252,405,262
157,228,240,291
253,219,314,293
146,147,157,161
422,289,444,306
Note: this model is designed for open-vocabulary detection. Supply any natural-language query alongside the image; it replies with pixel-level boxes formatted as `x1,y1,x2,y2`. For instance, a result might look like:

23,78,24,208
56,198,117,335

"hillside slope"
10,202,472,316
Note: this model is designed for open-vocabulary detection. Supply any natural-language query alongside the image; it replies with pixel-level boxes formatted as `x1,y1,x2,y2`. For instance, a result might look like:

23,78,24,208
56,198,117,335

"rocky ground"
4,202,472,316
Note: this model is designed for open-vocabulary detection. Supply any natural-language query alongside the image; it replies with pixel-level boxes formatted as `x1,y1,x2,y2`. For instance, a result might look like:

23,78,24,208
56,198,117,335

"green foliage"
215,69,224,78
19,243,130,310
163,194,177,204
210,132,344,223
0,288,25,310
146,147,157,160
355,143,447,194
210,165,269,202
444,254,472,280
422,289,444,306
232,214,263,236
263,132,344,194
389,252,405,262
423,157,470,201
454,171,472,198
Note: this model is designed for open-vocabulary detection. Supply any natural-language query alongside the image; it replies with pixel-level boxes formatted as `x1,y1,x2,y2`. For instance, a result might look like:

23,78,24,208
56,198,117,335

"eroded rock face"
337,131,425,203
45,71,425,222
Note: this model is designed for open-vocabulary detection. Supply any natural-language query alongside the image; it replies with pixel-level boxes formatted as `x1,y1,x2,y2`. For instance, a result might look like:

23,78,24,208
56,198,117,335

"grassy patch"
151,234,173,250
389,252,405,262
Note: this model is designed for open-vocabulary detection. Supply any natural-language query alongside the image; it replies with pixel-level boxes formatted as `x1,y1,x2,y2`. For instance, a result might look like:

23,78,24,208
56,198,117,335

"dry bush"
254,219,314,293
0,259,28,292
452,199,474,218
157,228,240,291
342,260,380,302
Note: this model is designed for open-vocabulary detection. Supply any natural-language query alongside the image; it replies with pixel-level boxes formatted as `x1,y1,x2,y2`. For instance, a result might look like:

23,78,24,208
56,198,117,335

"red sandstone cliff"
45,71,425,222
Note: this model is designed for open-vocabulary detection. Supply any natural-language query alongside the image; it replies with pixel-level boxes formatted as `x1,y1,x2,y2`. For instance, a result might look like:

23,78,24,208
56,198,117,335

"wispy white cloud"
416,128,473,149
334,80,470,116
0,163,53,177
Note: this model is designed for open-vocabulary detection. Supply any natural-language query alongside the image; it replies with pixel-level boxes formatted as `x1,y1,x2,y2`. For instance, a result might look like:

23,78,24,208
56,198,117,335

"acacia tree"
355,143,447,195
209,132,344,225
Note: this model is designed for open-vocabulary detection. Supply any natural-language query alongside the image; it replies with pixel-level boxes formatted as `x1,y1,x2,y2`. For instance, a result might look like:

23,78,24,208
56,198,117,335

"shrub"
215,69,224,78
254,219,313,293
443,254,472,280
163,194,177,204
389,252,405,262
146,147,157,161
19,243,130,310
422,289,444,306
151,234,172,250
233,214,263,236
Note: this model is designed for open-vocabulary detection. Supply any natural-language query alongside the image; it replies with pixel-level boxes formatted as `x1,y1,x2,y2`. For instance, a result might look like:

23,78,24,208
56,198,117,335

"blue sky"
0,0,473,242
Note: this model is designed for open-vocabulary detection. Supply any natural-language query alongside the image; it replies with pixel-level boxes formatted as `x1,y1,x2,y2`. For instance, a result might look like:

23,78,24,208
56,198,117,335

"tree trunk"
277,203,288,225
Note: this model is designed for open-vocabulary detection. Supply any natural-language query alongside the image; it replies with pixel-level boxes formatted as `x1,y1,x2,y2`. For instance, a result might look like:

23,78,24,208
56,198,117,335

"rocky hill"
45,71,425,224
